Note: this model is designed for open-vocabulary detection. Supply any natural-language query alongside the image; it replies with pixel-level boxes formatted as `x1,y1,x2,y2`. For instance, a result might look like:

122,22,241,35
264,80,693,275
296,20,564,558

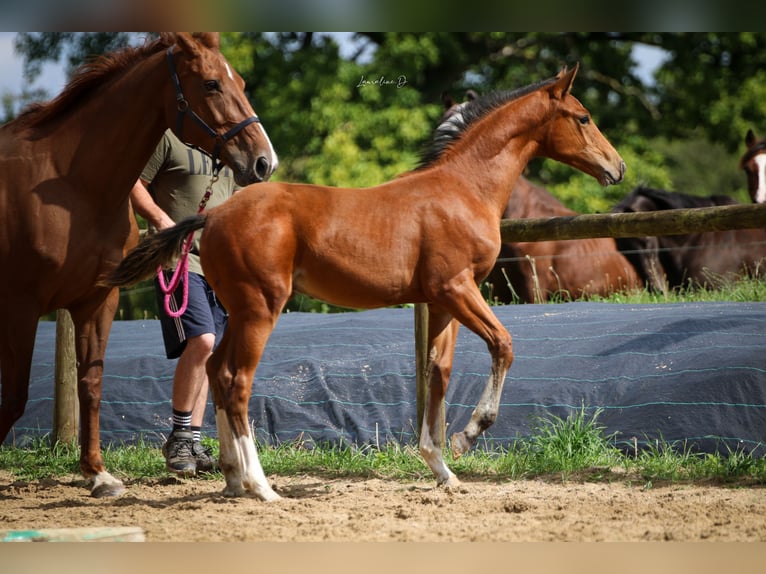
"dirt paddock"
1,469,764,542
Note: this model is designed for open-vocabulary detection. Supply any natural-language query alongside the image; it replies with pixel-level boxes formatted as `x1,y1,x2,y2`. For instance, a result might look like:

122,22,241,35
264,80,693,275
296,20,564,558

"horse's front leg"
70,289,126,498
207,314,280,502
435,275,514,458
418,306,461,488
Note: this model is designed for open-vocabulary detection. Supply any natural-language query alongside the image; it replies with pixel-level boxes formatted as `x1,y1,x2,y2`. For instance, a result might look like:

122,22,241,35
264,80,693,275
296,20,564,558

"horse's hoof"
257,489,282,503
437,475,461,490
450,432,472,459
222,486,245,497
90,474,126,498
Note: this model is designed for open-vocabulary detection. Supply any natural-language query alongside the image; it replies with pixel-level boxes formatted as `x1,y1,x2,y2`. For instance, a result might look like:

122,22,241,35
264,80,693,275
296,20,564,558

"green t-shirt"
141,130,240,276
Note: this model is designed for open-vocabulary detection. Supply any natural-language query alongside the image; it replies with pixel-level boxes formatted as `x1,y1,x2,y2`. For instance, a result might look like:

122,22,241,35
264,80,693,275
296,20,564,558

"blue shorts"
155,271,228,360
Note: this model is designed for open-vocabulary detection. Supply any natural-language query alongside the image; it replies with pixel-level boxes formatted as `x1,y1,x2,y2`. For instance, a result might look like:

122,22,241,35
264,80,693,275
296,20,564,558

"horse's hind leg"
207,308,281,502
418,306,461,488
0,304,39,443
69,289,125,497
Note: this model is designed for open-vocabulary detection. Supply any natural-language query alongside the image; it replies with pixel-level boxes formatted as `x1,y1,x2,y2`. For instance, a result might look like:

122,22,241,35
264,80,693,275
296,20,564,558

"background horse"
484,176,642,303
0,32,277,497
740,129,766,203
612,186,766,291
106,64,625,501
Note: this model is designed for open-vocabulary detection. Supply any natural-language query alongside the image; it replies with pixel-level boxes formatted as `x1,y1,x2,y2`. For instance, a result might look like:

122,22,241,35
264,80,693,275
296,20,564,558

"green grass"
483,274,766,305
2,408,764,488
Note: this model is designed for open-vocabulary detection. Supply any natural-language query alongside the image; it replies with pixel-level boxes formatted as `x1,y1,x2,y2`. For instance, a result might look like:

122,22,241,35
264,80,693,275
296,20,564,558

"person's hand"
154,212,176,231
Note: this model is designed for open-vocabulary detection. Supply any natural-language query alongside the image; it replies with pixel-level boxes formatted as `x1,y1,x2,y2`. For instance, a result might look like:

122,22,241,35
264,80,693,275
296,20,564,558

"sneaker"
161,429,196,476
192,441,218,473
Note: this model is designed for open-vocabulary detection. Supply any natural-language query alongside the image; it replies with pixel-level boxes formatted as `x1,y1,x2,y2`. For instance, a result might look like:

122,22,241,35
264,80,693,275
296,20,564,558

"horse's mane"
416,76,559,170
9,34,176,132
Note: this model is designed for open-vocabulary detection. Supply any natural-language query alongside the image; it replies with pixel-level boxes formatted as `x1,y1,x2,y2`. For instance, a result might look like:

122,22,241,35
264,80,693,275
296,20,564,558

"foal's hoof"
90,473,126,498
256,488,282,503
222,485,246,497
437,475,462,490
450,432,472,459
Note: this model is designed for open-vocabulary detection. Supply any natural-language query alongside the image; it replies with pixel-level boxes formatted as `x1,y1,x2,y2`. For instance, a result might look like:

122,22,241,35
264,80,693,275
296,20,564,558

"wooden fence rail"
54,203,766,445
500,202,766,242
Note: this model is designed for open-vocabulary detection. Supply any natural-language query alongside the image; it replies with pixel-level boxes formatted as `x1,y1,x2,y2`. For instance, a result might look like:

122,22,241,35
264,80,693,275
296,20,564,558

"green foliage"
10,33,766,318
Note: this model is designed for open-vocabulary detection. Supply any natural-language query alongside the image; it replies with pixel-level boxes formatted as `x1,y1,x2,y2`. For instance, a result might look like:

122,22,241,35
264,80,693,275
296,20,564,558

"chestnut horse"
106,65,625,501
485,176,642,303
741,129,766,203
0,33,277,497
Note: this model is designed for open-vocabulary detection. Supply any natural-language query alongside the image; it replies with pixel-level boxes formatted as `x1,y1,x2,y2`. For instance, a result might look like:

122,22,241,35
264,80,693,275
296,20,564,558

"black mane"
416,76,559,170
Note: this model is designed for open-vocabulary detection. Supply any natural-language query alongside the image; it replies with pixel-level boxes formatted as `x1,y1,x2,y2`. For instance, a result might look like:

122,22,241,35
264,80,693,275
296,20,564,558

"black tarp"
8,302,766,455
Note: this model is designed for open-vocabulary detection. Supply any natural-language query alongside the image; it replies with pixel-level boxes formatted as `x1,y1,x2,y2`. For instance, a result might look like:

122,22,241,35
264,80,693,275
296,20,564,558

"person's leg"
156,271,217,475
190,283,229,472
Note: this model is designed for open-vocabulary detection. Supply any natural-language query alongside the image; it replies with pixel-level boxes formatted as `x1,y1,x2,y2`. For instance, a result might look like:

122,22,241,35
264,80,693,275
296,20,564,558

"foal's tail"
100,214,208,287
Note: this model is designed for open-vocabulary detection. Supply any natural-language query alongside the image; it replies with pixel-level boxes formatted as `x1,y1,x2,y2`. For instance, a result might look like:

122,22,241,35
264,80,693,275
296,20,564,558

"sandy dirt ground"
1,469,764,542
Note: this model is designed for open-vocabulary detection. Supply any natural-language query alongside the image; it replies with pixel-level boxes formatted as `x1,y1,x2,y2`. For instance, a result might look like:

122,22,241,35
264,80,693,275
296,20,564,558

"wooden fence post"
54,309,78,445
414,303,428,438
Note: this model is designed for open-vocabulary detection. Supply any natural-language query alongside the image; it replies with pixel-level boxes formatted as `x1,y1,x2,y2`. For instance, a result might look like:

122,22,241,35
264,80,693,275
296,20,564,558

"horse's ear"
174,33,203,59
746,129,757,147
194,32,220,50
551,62,579,99
442,92,456,110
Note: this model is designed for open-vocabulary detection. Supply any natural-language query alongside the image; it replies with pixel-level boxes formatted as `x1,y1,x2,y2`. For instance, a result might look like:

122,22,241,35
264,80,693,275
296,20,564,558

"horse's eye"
205,80,221,92
578,115,590,125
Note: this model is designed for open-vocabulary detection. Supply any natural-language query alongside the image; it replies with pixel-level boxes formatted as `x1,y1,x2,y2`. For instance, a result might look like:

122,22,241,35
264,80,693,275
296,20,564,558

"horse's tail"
100,214,208,287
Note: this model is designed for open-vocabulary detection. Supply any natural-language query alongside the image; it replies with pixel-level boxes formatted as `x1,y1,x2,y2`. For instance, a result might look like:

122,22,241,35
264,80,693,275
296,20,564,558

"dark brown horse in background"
0,33,277,497
106,65,625,501
612,186,766,291
485,176,642,303
740,128,766,203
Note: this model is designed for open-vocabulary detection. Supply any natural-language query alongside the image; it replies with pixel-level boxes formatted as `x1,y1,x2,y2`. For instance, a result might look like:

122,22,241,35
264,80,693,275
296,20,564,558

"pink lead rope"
156,177,216,318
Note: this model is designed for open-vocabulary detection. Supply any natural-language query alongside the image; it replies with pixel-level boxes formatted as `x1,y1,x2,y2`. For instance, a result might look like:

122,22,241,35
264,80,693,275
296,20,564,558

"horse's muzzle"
254,156,274,182
602,160,626,186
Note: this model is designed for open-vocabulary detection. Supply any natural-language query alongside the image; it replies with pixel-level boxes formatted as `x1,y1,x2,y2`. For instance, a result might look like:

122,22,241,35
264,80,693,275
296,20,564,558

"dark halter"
166,46,261,175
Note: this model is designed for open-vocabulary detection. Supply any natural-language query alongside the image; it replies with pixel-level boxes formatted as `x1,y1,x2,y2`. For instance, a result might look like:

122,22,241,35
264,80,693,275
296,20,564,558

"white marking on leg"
420,433,459,487
238,434,281,502
755,155,766,203
419,395,459,488
215,408,244,497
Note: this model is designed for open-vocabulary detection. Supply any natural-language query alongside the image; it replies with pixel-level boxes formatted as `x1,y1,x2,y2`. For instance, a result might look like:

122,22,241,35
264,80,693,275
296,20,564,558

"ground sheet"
9,302,766,455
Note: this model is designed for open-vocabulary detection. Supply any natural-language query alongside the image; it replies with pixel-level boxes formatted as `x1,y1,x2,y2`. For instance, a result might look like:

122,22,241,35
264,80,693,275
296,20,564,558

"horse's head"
163,32,278,185
539,64,625,187
740,129,766,203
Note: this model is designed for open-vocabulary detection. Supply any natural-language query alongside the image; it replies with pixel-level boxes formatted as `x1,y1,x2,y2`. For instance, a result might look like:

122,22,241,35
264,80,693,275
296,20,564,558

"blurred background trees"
6,32,764,314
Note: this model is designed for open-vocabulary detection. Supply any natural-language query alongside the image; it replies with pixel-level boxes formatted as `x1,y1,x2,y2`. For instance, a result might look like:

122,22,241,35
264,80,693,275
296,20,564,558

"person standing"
130,129,245,475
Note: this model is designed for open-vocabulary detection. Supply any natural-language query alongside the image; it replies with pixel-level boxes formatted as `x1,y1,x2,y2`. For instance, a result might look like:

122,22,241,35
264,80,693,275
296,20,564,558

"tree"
9,32,759,312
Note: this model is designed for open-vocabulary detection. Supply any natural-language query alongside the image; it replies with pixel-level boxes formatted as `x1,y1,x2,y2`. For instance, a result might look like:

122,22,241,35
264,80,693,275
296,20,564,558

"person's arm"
129,179,175,231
